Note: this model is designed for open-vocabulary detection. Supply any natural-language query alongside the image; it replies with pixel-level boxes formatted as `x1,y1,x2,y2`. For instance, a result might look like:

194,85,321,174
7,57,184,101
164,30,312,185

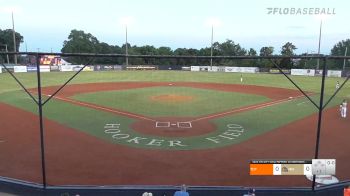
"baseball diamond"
0,70,349,187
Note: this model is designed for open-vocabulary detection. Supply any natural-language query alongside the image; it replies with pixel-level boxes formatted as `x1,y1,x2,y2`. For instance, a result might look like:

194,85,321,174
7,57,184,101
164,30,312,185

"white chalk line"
44,93,312,124
44,94,157,122
191,94,309,122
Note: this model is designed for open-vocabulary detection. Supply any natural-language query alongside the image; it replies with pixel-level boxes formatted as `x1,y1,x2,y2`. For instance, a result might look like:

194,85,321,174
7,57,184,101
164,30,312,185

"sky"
0,0,349,54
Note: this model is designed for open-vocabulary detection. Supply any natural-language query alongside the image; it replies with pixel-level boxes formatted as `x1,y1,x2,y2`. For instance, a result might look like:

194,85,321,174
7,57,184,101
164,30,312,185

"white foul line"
191,94,308,122
46,94,157,122
44,93,311,123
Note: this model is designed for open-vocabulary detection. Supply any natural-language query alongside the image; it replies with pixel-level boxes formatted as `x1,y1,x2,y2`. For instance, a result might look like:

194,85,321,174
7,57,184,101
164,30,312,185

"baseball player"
336,81,340,90
340,104,344,117
240,74,243,83
341,99,347,118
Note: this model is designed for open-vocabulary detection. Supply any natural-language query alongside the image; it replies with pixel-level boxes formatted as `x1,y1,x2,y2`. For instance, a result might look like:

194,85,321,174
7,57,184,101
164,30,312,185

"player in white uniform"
240,74,243,83
340,104,344,117
341,99,347,118
335,81,340,90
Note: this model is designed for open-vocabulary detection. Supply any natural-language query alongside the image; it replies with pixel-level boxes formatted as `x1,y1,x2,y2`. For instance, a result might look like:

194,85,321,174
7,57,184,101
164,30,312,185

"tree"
62,29,100,64
330,39,350,69
0,29,23,63
173,48,199,66
248,48,257,56
259,46,274,68
280,42,297,68
216,39,246,66
157,46,173,65
259,46,274,56
245,48,258,67
95,42,114,64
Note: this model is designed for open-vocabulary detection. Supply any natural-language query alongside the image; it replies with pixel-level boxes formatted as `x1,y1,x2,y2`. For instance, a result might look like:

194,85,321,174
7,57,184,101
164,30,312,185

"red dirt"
39,82,303,100
1,103,349,187
1,82,349,187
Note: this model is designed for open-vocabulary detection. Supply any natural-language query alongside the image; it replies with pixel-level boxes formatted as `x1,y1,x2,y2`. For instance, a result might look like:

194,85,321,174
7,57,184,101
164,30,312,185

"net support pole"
36,54,47,189
312,57,327,191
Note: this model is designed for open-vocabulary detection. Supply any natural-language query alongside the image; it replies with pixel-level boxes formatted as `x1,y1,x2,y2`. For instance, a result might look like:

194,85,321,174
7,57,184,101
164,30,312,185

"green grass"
72,86,269,117
0,71,349,99
0,90,342,150
0,70,348,150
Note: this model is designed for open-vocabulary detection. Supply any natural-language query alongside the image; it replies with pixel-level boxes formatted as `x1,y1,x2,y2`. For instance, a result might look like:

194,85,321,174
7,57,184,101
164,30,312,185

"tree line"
0,28,349,69
0,28,23,63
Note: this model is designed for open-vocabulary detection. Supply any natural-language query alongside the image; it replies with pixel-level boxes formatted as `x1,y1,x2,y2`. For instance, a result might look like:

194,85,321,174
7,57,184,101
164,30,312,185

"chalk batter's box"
250,159,336,176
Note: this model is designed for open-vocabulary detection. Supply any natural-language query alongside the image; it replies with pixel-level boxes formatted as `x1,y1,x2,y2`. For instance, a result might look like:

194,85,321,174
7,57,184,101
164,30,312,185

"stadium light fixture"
206,18,222,71
12,12,17,65
120,17,133,67
314,14,330,70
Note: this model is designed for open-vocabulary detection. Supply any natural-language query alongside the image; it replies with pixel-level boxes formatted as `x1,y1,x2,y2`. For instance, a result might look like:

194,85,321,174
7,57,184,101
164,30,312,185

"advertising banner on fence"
217,66,226,72
94,65,116,71
114,65,123,70
14,66,27,73
225,67,259,73
60,65,94,72
50,65,60,72
208,66,219,72
291,69,315,76
327,70,342,77
83,66,94,71
190,66,200,71
40,66,50,72
269,69,291,74
27,66,37,72
60,65,74,72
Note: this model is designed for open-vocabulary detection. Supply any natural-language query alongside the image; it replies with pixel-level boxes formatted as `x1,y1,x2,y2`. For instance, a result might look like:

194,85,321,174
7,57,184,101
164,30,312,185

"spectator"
243,188,256,196
174,184,189,196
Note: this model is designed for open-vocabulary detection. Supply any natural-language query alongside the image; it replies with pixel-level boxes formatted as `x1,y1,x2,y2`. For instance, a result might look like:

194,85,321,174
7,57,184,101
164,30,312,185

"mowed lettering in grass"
103,123,245,149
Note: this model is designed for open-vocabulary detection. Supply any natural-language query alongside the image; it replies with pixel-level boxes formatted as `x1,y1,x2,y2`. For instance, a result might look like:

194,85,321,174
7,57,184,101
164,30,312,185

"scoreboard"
250,159,336,176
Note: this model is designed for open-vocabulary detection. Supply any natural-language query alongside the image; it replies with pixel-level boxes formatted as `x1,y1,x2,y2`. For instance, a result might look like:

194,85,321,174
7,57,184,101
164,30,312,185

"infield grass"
72,86,270,117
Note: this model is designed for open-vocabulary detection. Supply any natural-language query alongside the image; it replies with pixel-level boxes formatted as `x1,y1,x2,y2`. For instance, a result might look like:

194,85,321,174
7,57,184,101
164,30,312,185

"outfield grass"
0,71,349,99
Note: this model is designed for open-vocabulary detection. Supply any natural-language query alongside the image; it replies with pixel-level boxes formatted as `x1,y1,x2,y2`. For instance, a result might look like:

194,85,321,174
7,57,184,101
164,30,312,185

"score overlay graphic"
250,159,336,176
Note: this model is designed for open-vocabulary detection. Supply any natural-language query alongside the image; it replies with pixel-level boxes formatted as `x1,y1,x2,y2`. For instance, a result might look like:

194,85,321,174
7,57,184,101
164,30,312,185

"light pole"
210,25,213,70
207,18,221,71
0,44,10,64
120,17,131,67
125,24,128,66
12,12,17,65
316,20,322,70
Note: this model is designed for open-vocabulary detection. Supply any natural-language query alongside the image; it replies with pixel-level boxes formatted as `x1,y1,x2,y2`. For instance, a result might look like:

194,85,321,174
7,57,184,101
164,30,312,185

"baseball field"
0,70,349,187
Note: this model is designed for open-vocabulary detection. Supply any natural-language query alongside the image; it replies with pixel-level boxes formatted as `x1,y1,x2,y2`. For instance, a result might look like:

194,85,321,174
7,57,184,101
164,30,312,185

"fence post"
36,53,47,189
312,57,327,190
